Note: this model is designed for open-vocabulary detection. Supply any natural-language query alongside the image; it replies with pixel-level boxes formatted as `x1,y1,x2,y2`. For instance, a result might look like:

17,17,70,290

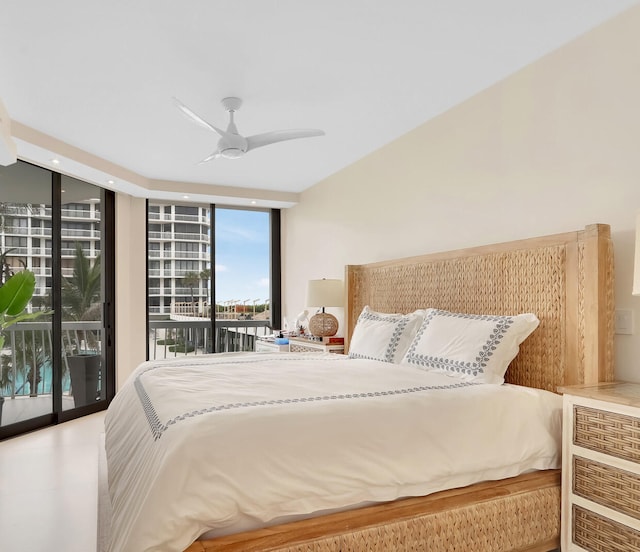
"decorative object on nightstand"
306,279,343,337
558,381,640,551
293,309,310,336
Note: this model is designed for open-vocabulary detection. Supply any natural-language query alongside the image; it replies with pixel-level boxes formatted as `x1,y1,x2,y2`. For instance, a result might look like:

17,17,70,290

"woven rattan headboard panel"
344,224,614,392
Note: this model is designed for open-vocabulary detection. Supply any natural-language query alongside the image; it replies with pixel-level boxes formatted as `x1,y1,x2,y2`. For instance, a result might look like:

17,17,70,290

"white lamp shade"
306,279,343,308
634,213,640,296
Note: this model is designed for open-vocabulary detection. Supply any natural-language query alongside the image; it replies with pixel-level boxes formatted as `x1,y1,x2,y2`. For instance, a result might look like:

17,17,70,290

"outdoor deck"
1,394,76,426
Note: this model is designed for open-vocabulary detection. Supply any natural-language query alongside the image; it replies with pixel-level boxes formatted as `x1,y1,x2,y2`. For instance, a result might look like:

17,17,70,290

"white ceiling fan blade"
197,151,221,164
246,129,325,152
173,97,231,138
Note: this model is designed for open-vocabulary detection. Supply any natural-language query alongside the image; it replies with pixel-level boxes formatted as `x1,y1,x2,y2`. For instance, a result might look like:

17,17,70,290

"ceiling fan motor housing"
218,133,248,158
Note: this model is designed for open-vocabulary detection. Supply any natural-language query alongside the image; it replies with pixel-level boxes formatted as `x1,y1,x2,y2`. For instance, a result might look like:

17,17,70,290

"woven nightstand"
288,337,344,354
254,340,290,353
558,382,640,551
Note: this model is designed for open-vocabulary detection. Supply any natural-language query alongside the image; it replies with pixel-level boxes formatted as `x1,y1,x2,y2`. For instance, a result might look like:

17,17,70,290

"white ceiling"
1,1,637,203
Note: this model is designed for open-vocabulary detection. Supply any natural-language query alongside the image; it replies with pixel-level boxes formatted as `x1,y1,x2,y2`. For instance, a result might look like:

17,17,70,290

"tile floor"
0,412,105,552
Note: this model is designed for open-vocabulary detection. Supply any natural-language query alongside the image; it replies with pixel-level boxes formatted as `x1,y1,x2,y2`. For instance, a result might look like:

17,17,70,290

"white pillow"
348,306,424,364
401,309,539,384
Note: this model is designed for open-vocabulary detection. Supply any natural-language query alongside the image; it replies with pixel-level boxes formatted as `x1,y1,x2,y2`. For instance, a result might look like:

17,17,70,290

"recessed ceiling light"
107,179,115,185
61,189,66,193
183,195,189,199
250,200,257,205
51,158,60,165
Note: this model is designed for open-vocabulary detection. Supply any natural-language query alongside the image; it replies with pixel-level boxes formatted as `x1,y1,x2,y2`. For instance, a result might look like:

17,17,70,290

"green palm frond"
62,243,101,321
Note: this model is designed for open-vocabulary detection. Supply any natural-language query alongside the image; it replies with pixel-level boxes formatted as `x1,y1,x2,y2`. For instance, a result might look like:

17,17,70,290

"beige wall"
115,194,148,388
113,6,640,386
282,6,640,382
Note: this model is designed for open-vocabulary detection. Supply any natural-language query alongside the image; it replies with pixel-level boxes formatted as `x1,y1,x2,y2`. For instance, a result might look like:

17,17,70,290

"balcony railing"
2,228,98,239
148,319,271,359
3,227,30,235
147,212,209,224
148,250,209,260
0,318,272,401
61,209,100,220
148,232,209,242
61,228,101,238
27,227,52,236
0,320,102,400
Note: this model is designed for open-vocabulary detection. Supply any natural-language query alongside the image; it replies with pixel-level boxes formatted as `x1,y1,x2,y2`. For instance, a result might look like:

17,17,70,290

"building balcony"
147,212,208,224
61,229,101,239
148,232,209,242
61,209,100,220
148,250,209,261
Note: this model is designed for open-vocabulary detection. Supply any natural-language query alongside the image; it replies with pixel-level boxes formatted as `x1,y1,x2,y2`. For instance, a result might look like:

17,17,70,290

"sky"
214,208,270,305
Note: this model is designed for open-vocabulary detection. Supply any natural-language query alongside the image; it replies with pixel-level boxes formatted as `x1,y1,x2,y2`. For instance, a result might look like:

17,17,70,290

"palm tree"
60,243,102,405
1,331,49,396
182,271,200,315
199,268,211,311
0,269,52,398
62,243,101,352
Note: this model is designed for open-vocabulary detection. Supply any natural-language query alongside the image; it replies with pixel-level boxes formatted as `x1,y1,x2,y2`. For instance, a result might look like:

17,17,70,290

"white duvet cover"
105,352,562,552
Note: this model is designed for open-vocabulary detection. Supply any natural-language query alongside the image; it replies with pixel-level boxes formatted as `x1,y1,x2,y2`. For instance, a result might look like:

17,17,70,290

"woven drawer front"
289,343,317,352
573,455,640,521
574,405,640,464
573,505,640,552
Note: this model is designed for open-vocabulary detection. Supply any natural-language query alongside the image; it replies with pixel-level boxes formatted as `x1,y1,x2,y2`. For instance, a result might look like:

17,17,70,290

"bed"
105,223,614,552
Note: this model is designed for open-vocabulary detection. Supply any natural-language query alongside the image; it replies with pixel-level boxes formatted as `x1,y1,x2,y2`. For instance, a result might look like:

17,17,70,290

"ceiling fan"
173,96,325,162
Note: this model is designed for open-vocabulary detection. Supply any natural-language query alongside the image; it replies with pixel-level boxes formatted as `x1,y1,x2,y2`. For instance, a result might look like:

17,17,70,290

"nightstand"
558,382,640,551
288,337,344,354
254,340,290,353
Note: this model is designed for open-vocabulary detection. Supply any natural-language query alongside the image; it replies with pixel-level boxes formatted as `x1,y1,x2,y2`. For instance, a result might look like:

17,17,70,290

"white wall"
282,6,640,382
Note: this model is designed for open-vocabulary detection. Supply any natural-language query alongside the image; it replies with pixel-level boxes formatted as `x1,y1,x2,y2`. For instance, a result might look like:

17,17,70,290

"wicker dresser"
559,382,640,551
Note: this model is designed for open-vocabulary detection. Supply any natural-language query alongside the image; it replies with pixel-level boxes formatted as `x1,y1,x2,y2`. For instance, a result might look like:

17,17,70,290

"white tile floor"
0,412,105,552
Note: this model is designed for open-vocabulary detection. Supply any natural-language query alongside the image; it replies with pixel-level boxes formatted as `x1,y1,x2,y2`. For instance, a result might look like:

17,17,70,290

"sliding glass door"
60,175,108,412
0,162,53,427
146,202,280,359
0,161,115,439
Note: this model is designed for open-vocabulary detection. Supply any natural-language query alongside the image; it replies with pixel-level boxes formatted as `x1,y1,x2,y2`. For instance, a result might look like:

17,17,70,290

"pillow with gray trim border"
348,306,424,364
401,308,539,384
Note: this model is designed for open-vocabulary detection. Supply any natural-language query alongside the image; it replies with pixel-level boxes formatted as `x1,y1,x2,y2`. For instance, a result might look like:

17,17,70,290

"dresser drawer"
574,405,640,464
573,455,640,521
573,505,640,552
562,384,640,551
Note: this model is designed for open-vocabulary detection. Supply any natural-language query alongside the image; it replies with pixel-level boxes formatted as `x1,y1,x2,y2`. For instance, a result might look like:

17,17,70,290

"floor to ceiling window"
147,202,280,358
0,161,115,440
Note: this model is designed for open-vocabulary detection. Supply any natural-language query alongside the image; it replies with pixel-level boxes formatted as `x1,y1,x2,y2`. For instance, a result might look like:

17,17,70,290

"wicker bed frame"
186,223,615,552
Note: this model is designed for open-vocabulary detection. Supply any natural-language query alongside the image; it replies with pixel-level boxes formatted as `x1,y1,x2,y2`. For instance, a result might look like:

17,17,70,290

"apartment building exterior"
1,202,213,317
147,203,210,316
1,201,101,299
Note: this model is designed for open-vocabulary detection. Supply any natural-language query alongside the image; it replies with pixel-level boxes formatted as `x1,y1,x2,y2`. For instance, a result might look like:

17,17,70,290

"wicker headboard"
344,224,615,393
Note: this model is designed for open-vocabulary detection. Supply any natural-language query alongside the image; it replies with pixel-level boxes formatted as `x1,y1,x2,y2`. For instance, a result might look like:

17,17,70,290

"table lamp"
306,279,343,337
